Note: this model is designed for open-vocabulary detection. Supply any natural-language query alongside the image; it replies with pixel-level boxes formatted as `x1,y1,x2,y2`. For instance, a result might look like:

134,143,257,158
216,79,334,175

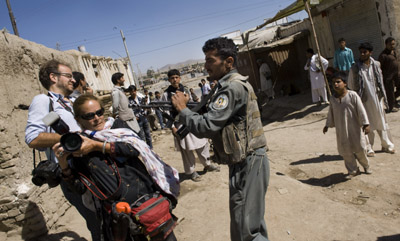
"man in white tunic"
323,71,371,179
347,42,395,155
257,59,274,101
305,48,329,105
163,69,220,181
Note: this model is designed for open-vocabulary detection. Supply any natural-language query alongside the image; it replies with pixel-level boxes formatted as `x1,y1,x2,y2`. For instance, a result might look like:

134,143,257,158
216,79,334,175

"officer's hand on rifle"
171,91,190,112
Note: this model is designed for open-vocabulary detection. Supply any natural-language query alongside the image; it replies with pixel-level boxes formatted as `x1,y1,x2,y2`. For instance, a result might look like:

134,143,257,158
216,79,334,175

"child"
323,71,372,179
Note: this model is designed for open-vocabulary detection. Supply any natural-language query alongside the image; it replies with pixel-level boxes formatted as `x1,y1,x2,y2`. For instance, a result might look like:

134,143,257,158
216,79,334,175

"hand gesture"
323,126,328,134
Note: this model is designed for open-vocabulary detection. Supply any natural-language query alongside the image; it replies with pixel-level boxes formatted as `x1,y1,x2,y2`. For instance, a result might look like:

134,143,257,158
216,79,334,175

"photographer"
53,94,179,241
25,60,101,240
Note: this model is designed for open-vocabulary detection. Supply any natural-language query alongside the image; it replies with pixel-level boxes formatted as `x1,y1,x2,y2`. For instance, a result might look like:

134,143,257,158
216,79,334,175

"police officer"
172,37,270,241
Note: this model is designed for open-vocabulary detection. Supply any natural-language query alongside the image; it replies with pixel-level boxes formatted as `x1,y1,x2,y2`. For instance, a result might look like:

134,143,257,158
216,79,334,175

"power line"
132,11,277,57
59,0,291,48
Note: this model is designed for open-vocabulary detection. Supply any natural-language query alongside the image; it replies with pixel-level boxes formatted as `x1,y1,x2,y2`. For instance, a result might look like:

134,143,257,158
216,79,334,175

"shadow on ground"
290,154,342,165
37,231,88,241
376,234,400,241
299,173,348,187
178,170,207,183
260,93,327,126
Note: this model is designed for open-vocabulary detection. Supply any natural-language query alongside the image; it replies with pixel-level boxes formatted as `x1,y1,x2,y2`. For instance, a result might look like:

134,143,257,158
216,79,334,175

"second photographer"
53,94,179,241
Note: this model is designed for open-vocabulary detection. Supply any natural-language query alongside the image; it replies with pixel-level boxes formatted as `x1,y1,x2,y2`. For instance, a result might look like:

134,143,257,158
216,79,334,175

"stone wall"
0,30,79,240
385,0,400,47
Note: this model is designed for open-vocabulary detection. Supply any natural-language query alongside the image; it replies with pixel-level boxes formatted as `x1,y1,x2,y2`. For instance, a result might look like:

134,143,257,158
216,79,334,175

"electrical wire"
59,0,292,48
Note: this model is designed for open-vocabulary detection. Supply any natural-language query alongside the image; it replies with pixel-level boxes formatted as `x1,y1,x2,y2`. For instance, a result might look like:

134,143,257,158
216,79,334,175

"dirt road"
42,92,400,241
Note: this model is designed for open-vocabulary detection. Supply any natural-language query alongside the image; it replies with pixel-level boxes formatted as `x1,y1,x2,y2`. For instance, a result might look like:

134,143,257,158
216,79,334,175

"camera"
43,112,83,152
31,160,62,188
31,112,83,188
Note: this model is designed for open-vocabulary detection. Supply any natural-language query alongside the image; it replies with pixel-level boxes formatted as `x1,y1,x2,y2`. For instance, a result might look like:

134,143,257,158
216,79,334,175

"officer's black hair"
202,37,237,67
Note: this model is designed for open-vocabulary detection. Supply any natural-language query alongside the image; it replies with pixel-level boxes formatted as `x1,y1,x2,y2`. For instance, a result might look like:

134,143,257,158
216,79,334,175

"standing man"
304,48,329,106
25,60,101,240
164,69,219,182
127,85,153,148
172,37,269,241
348,42,396,155
201,78,211,99
153,91,166,129
257,59,274,102
333,38,355,73
70,71,93,98
379,37,399,113
111,72,140,133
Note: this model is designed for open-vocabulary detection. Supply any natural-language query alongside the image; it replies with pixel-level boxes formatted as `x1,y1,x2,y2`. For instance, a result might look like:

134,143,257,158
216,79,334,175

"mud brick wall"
0,30,78,240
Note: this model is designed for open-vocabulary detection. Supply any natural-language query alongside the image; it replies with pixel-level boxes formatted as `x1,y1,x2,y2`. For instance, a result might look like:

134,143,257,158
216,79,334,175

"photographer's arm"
71,135,111,157
28,133,61,149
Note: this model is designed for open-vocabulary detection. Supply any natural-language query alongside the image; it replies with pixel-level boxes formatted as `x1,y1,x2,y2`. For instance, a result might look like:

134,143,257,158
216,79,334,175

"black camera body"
31,160,62,188
31,112,83,188
43,112,83,152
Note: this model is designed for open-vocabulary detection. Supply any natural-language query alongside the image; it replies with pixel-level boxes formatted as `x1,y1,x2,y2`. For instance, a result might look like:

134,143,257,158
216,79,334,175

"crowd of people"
23,34,399,241
311,37,398,179
25,36,269,241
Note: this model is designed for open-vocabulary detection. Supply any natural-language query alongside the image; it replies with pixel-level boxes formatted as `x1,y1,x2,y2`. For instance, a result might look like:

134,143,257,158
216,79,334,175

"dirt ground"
42,92,400,241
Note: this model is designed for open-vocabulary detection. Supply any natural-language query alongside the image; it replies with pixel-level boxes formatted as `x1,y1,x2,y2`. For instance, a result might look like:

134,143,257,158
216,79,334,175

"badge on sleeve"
213,94,229,110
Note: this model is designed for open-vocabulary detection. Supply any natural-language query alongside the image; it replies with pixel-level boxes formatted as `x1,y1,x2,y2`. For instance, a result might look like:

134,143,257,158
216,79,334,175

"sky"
1,0,307,74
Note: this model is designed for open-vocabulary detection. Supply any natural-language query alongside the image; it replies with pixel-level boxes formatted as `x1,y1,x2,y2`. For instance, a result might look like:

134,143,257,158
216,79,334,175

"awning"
239,30,309,52
242,0,324,44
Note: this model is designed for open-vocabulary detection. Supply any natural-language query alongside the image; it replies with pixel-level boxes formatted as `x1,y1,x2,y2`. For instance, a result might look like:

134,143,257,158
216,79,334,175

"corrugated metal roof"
238,29,309,52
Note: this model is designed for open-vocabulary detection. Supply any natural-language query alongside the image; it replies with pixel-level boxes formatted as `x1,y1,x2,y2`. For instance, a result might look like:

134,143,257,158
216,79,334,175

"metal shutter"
328,0,383,59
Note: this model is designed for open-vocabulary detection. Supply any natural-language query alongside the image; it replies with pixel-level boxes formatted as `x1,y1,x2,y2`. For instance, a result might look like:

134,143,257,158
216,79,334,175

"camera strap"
32,148,45,168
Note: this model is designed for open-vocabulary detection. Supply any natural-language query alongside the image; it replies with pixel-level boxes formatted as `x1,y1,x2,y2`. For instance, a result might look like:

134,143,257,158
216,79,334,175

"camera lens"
31,176,45,186
60,133,83,152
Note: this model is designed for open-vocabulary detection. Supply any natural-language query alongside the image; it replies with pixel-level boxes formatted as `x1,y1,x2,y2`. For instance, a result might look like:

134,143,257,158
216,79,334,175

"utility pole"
304,0,331,96
120,29,139,87
5,0,19,36
135,63,143,86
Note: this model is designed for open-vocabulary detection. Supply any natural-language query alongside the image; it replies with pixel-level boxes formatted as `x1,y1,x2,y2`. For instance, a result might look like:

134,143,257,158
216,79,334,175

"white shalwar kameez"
304,54,329,103
348,62,395,151
326,90,370,173
259,63,274,98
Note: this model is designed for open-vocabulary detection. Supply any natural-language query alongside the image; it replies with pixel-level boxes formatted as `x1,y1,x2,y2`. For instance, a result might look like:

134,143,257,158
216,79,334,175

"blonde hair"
73,94,103,117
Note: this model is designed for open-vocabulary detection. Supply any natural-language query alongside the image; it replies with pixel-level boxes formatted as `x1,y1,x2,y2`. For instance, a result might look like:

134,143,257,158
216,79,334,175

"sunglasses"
80,108,105,120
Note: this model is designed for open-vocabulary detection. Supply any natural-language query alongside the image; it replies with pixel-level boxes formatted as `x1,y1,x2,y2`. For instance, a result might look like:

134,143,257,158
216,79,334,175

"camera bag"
77,156,176,240
31,97,62,188
130,192,176,240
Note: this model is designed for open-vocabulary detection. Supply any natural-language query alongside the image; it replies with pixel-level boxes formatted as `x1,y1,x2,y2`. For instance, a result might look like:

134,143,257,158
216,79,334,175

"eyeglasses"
80,108,105,120
53,72,73,79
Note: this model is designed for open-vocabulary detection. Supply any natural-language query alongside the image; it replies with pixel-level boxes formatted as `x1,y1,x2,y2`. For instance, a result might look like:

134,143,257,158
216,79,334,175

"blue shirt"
334,47,355,71
25,91,81,162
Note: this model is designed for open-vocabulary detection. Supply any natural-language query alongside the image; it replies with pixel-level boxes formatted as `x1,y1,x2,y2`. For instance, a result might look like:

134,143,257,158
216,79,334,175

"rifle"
129,101,198,111
128,101,204,138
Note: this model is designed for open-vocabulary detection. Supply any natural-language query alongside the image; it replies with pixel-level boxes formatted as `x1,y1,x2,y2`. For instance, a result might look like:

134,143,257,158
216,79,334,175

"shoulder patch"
213,94,229,110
